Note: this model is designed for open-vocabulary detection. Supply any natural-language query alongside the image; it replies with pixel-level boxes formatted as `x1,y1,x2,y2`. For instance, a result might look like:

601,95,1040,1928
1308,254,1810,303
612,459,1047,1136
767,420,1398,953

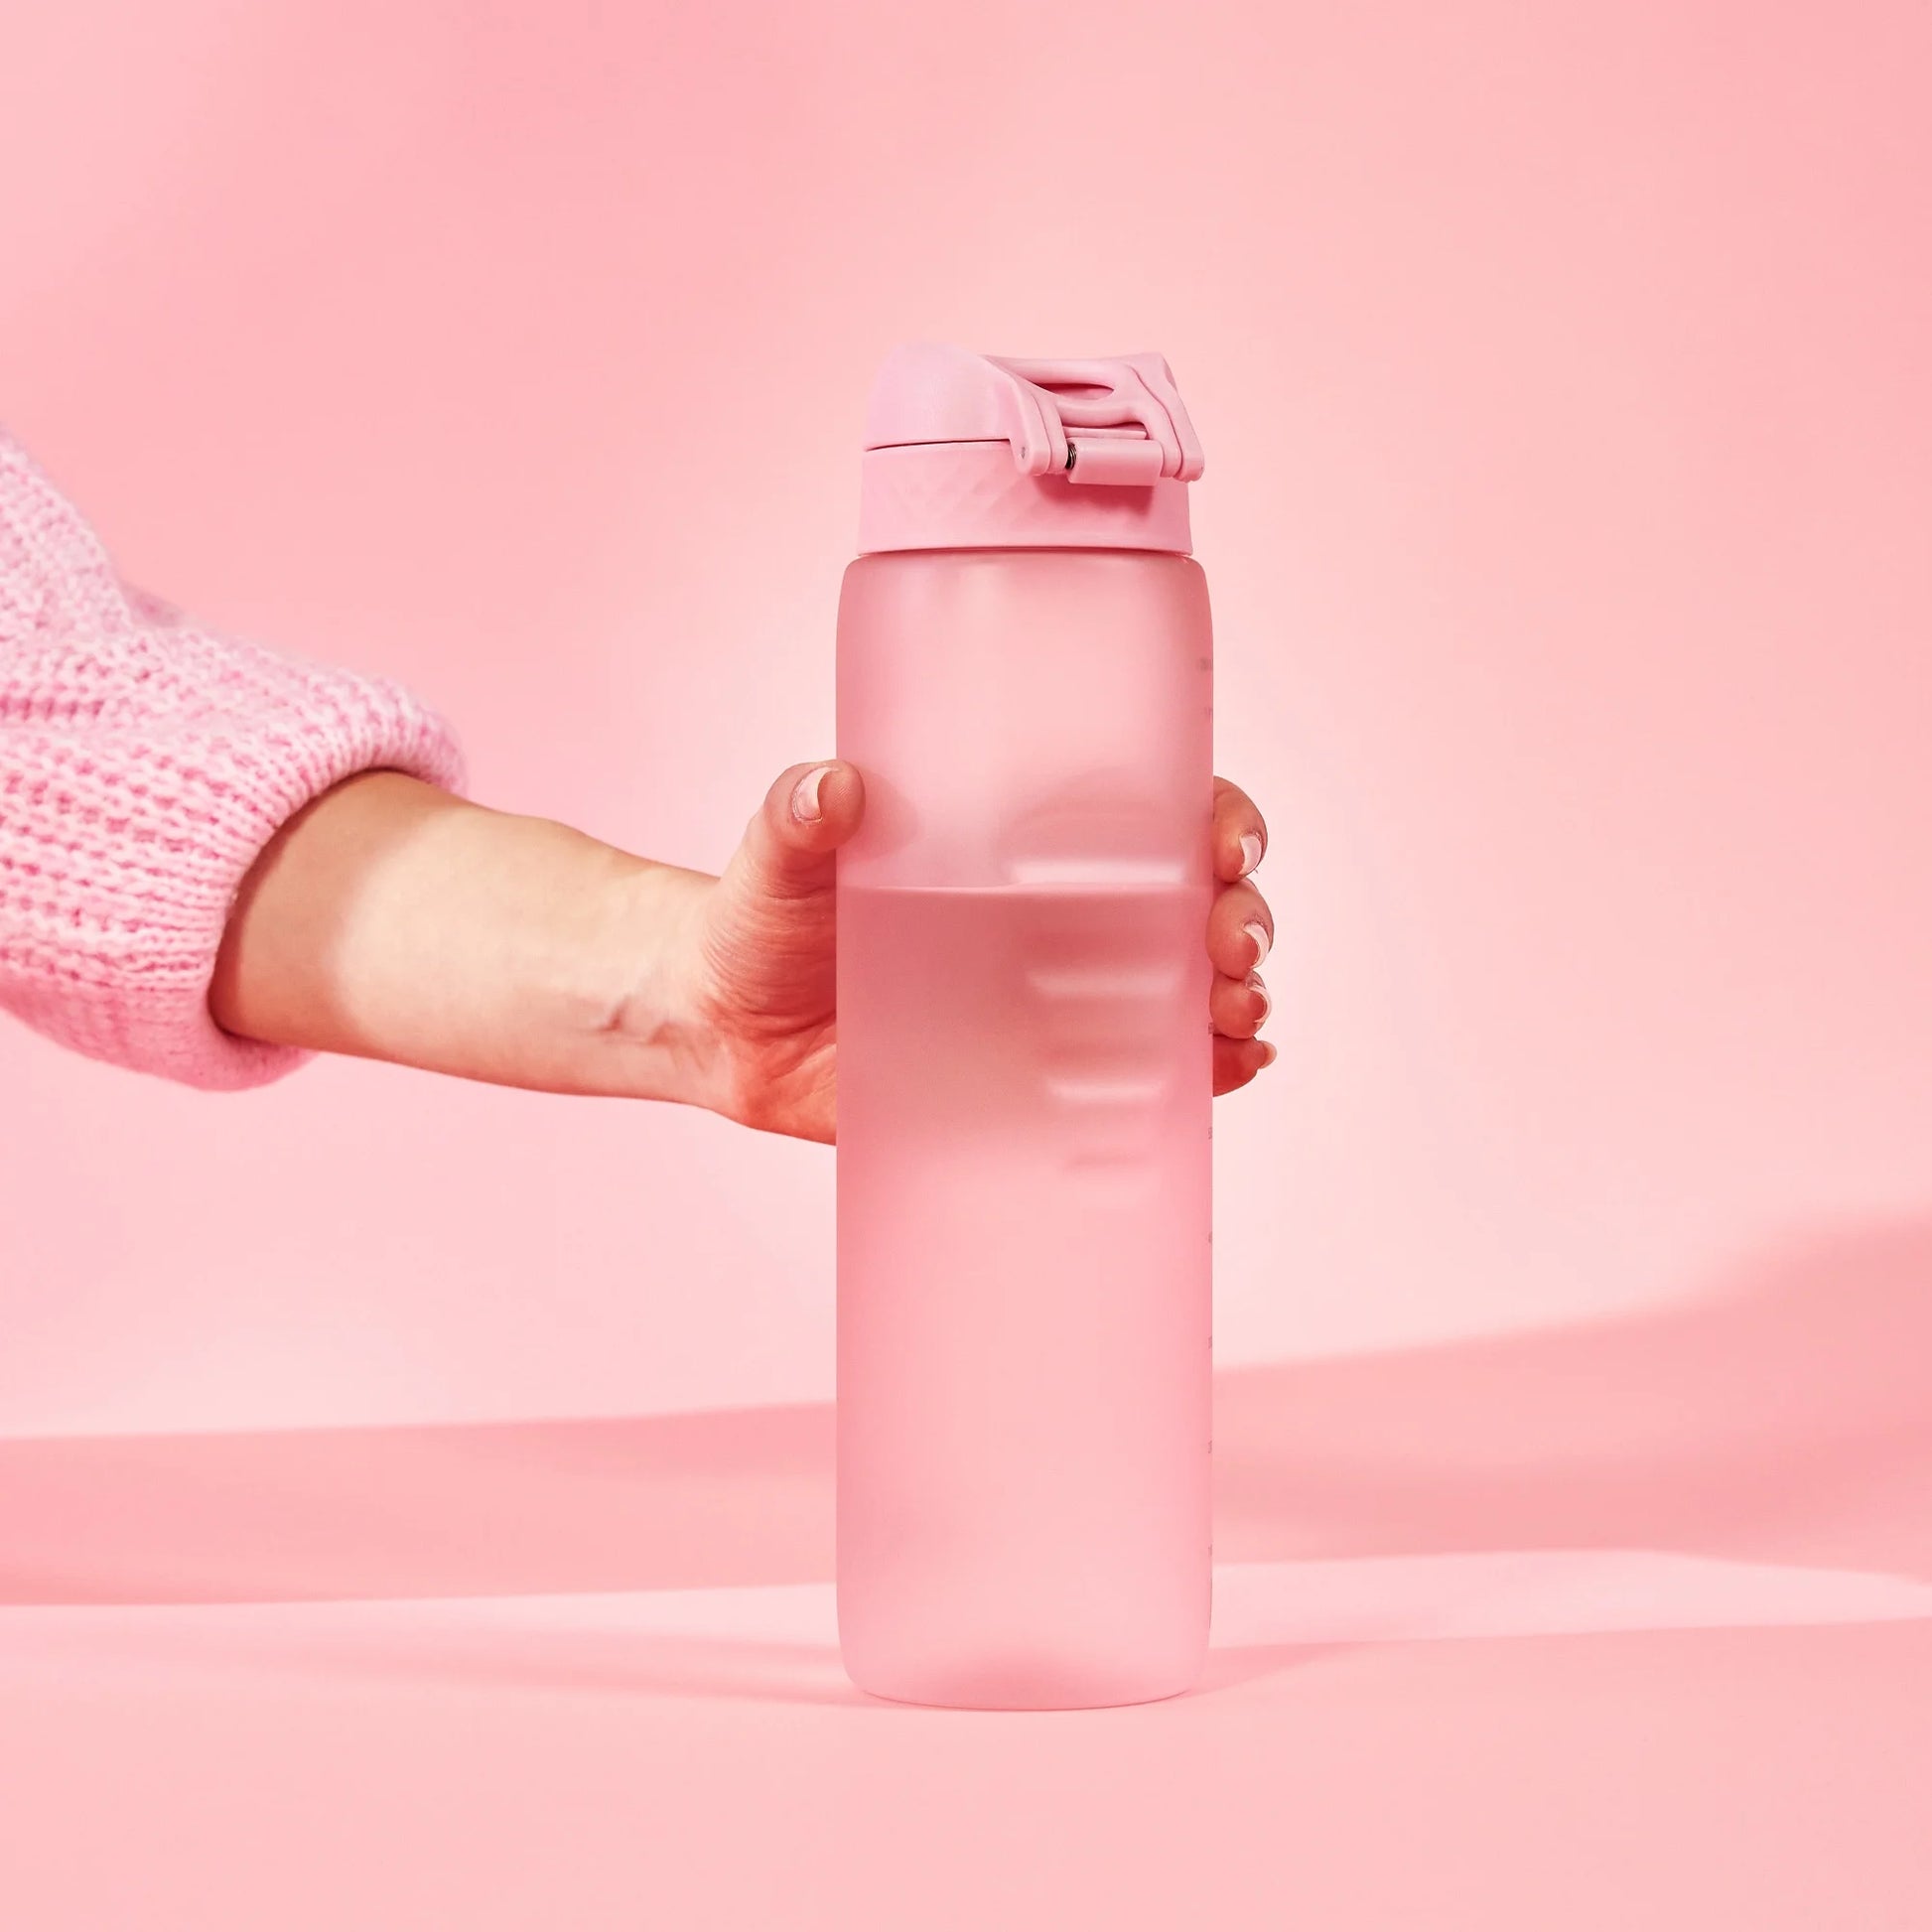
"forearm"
208,772,716,1100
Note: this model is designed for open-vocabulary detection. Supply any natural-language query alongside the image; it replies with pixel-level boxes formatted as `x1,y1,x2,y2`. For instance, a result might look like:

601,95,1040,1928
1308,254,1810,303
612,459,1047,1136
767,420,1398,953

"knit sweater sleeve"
0,429,464,1088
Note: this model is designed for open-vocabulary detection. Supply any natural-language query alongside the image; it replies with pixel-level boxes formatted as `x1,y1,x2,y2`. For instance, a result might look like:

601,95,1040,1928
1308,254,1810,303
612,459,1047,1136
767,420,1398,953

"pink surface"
1,0,1929,1918
5,1223,1932,1920
3,1606,1928,1929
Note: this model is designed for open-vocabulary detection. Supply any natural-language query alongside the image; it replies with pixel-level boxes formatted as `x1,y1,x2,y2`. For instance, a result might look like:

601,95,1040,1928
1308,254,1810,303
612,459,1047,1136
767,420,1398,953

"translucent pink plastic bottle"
836,345,1214,1709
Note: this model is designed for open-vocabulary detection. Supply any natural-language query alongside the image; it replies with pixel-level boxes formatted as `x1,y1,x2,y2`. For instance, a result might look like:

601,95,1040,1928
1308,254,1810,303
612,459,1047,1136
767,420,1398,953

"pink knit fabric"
0,429,464,1088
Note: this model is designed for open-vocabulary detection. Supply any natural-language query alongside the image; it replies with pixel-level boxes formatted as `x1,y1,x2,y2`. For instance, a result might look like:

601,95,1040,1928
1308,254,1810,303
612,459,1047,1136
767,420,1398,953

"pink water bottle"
835,345,1214,1709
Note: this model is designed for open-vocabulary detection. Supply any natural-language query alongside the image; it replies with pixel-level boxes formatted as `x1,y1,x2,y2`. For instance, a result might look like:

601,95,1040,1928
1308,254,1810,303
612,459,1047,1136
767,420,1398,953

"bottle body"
835,547,1214,1710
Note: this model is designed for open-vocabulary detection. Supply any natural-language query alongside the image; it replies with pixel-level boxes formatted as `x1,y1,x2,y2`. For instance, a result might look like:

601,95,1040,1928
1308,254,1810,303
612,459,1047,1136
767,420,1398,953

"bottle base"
841,1646,1204,1713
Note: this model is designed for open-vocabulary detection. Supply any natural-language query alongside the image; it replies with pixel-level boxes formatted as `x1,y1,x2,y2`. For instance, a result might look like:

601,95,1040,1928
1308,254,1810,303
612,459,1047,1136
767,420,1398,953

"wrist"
212,771,725,1105
572,854,722,1108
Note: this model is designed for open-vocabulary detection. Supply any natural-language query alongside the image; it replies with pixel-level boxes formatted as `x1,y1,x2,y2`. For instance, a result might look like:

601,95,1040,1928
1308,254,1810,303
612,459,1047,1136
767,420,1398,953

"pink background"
3,0,1930,1433
2,1,1929,1925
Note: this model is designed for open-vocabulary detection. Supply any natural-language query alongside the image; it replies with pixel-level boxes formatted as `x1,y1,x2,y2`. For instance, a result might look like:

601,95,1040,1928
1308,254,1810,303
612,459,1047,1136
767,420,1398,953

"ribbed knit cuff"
0,624,464,1090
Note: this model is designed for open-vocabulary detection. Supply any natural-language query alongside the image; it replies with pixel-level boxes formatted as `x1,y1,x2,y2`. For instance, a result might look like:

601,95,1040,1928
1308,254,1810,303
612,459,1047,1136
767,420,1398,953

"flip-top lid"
863,343,1205,486
857,344,1203,554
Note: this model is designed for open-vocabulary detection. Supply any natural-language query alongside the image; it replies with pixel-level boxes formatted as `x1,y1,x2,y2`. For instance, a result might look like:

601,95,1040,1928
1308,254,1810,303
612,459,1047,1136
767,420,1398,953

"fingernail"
1257,1039,1278,1069
1247,973,1271,1023
1243,919,1271,967
791,763,834,823
1238,832,1263,877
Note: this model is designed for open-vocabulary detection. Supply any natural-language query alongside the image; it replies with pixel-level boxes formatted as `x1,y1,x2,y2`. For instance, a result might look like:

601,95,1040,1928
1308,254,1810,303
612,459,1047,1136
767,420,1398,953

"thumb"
726,759,866,900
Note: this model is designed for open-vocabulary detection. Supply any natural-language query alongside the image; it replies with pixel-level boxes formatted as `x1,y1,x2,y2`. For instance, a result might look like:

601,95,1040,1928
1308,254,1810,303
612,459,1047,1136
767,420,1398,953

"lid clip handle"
989,353,1206,486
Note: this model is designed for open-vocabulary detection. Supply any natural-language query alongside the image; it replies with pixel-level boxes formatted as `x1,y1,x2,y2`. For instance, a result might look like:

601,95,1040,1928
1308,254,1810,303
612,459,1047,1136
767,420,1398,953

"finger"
1208,878,1274,978
1212,776,1268,883
1214,1034,1277,1095
1209,969,1270,1041
730,759,866,900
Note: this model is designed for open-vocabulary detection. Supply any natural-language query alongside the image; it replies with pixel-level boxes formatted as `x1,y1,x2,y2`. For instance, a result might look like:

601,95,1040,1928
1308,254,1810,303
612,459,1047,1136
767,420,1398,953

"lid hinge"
1063,432,1167,484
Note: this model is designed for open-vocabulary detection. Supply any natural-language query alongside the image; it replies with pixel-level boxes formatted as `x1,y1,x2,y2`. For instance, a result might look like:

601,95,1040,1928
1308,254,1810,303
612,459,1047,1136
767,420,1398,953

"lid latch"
990,354,1206,486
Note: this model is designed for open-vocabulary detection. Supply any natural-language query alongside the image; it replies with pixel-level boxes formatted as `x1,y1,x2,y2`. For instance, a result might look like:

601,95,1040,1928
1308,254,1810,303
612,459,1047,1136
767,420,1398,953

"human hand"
669,761,1277,1144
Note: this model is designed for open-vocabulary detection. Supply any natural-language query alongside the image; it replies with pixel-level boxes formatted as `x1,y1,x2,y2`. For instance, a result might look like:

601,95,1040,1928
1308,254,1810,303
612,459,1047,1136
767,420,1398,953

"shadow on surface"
1216,1213,1932,1583
3,1214,1928,1606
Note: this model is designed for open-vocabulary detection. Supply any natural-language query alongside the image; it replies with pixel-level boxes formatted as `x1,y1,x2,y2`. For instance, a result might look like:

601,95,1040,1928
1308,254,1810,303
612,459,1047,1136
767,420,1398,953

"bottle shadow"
1214,1212,1932,1585
3,1213,1927,1703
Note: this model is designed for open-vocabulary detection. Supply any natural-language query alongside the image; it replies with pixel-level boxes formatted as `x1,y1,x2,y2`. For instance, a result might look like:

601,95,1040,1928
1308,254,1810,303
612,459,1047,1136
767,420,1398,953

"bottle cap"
857,343,1202,555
